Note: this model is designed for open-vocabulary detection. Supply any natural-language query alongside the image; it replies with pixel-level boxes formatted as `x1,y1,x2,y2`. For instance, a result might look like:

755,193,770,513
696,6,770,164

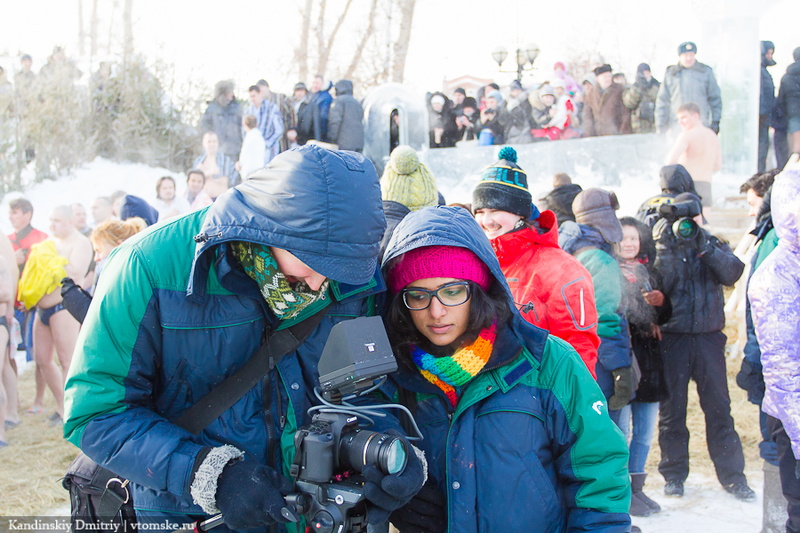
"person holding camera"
63,146,424,531
381,205,631,533
652,192,754,501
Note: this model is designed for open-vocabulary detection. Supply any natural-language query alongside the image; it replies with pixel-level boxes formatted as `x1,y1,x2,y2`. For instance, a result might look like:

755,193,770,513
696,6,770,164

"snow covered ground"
0,157,187,235
633,471,764,532
7,157,765,531
0,154,749,238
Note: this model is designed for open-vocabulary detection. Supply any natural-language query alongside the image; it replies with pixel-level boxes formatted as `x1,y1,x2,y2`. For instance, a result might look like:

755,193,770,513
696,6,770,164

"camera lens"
673,218,698,240
339,429,408,476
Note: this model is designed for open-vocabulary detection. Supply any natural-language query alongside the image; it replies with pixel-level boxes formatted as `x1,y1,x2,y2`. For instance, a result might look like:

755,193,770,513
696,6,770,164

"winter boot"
631,526,642,533
631,472,661,513
664,479,684,497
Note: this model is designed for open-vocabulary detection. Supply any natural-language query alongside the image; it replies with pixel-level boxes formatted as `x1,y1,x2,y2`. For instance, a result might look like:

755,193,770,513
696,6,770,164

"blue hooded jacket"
381,206,630,533
64,146,386,527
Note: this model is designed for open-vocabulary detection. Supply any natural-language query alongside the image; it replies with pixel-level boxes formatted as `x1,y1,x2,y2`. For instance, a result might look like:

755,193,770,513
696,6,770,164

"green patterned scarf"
231,241,329,321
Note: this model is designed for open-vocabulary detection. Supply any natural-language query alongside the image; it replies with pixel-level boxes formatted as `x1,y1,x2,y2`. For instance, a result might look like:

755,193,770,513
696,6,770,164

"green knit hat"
472,147,532,219
380,146,438,211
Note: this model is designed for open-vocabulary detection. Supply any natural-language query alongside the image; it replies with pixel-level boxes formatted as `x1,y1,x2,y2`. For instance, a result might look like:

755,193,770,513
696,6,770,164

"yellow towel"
17,240,68,309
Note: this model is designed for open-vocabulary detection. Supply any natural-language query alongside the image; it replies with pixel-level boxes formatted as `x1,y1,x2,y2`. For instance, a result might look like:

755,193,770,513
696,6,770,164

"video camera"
198,317,421,533
658,199,702,240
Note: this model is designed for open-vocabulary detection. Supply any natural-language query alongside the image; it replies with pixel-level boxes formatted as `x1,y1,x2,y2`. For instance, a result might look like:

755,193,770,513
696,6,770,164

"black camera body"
285,317,408,533
658,200,701,240
196,317,413,533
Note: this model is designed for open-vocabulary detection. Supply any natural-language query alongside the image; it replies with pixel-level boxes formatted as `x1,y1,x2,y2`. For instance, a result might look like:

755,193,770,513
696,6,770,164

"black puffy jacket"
326,80,364,151
777,61,800,122
654,225,744,334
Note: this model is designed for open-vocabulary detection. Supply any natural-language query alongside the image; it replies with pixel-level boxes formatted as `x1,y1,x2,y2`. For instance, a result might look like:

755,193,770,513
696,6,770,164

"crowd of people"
0,143,788,532
426,42,800,172
0,41,797,533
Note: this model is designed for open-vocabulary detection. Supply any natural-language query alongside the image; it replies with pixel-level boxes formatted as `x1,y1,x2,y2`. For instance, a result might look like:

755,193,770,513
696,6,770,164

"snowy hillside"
0,158,187,235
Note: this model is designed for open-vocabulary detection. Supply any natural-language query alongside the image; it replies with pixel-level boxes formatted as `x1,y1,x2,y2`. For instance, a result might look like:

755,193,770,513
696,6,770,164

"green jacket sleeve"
577,249,622,338
754,228,779,271
539,336,631,517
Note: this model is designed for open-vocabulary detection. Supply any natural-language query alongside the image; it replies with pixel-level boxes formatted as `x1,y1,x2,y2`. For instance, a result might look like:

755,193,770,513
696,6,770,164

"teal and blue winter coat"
63,146,386,528
381,206,631,533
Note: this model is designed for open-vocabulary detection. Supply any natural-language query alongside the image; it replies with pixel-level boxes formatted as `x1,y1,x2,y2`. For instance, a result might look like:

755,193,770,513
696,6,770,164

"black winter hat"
637,63,651,75
472,147,534,219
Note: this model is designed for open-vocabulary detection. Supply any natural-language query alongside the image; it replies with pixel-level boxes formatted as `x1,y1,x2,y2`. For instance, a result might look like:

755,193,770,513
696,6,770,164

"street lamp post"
492,43,540,82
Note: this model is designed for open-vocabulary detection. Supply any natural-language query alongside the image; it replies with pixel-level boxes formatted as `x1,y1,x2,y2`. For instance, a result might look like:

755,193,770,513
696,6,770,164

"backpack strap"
174,307,328,435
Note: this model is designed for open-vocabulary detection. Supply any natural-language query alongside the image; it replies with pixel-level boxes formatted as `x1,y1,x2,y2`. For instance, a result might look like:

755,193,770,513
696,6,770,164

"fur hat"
381,146,438,212
472,147,533,219
572,188,623,243
593,64,613,76
386,245,491,293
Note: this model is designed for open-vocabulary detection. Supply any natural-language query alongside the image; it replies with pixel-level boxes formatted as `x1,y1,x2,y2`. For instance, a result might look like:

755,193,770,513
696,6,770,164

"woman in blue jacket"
381,205,631,533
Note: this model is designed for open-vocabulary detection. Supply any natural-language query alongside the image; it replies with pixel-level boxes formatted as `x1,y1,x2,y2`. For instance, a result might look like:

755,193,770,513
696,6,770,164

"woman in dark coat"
616,217,672,517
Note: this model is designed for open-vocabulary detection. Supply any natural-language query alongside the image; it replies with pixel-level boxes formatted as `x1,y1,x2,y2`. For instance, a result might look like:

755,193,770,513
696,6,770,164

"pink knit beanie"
387,246,492,293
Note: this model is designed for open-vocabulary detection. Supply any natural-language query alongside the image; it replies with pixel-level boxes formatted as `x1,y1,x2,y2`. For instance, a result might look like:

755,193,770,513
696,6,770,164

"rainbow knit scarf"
411,323,498,408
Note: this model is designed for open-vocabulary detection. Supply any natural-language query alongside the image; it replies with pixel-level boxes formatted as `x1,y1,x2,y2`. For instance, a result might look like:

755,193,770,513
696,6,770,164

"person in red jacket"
473,147,600,377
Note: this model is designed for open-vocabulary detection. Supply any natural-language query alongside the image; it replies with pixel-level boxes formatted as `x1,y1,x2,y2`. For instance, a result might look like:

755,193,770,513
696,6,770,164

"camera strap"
174,307,329,435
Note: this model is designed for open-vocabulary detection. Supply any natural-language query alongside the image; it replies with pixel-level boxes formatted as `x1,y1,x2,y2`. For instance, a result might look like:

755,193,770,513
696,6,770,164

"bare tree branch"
295,0,314,82
344,0,378,79
391,0,416,83
317,0,353,77
315,0,326,74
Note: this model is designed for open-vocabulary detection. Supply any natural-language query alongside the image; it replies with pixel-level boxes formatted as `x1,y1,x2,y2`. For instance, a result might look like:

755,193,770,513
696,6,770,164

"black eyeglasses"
401,281,472,310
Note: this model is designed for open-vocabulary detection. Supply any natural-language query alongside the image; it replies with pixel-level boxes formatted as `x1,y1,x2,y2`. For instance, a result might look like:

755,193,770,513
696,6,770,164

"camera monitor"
318,316,397,395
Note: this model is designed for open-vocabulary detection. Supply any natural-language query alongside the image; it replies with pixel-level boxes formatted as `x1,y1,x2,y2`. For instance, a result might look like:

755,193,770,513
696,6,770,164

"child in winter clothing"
616,217,672,517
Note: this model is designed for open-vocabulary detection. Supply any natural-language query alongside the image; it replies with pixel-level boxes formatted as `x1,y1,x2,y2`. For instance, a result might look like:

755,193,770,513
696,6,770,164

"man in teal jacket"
64,146,424,531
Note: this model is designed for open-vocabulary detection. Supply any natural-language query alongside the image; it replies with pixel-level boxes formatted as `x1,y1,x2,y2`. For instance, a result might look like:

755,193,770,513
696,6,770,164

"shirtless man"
664,102,721,206
193,132,240,200
0,235,19,445
34,206,92,424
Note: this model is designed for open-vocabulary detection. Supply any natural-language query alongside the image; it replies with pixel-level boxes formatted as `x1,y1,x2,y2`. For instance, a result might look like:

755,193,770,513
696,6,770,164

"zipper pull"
193,231,223,243
279,415,286,429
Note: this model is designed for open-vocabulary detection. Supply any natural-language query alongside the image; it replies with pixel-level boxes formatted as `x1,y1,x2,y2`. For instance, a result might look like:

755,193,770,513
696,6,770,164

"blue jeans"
14,308,35,362
618,401,659,474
